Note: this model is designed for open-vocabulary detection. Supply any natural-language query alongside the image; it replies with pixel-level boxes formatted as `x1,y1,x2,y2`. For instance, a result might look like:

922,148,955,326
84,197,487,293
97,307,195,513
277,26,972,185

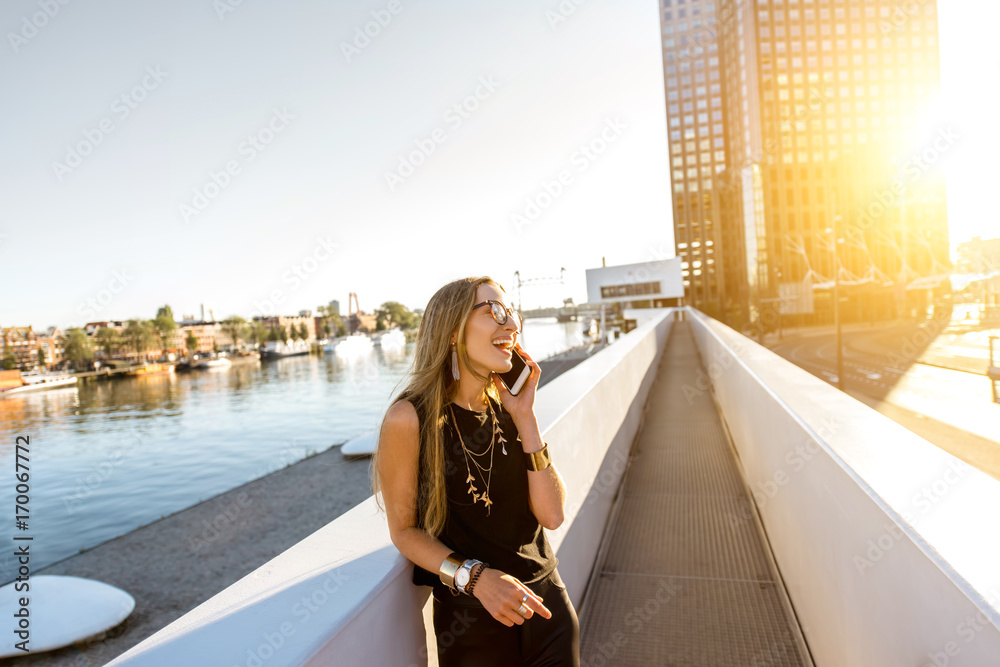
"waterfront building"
956,236,1000,322
252,314,318,342
177,318,223,354
83,320,126,335
957,236,1000,276
0,325,64,369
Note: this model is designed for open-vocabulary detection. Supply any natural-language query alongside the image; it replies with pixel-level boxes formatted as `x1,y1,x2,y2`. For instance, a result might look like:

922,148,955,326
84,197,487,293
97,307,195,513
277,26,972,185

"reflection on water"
0,319,588,579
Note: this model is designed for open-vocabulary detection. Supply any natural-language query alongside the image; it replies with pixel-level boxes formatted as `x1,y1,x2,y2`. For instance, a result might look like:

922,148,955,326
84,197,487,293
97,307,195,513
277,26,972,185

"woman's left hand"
492,342,540,427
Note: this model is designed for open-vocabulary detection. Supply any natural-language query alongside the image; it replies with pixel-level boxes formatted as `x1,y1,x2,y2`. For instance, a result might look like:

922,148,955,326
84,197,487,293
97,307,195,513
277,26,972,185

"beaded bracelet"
465,562,488,597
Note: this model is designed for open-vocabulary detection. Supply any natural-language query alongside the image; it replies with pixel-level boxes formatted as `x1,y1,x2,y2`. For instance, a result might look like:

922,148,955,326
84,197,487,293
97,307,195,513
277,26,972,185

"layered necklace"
448,396,507,515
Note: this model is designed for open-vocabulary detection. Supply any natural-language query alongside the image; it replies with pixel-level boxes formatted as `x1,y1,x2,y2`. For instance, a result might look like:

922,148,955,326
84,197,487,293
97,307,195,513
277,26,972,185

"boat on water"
0,370,78,397
341,429,378,458
126,362,174,377
331,333,374,357
557,297,578,323
196,357,232,369
261,339,311,359
374,329,406,351
228,350,261,364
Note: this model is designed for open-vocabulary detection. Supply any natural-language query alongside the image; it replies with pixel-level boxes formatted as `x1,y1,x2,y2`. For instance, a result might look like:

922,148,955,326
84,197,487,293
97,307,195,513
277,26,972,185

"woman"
374,276,580,666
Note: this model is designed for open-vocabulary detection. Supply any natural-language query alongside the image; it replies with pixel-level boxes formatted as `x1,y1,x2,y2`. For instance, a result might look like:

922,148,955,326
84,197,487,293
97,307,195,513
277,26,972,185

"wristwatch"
455,559,483,594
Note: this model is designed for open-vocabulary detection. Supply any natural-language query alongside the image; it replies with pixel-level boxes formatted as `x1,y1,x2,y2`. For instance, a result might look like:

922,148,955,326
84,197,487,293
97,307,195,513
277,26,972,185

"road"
765,323,1000,482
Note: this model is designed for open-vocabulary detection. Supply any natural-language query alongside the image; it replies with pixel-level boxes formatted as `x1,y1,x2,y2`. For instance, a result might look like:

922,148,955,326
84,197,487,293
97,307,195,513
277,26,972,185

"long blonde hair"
373,276,504,537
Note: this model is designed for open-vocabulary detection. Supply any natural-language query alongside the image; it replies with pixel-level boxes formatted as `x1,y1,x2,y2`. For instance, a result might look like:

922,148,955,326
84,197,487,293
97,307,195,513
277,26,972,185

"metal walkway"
579,320,811,666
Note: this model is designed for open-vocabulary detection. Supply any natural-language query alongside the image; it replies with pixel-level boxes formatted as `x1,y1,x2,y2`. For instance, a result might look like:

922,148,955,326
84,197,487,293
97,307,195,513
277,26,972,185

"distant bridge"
521,305,601,321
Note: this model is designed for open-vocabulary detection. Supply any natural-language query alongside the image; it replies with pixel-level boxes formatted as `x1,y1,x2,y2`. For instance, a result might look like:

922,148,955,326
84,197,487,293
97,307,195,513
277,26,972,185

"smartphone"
497,347,531,395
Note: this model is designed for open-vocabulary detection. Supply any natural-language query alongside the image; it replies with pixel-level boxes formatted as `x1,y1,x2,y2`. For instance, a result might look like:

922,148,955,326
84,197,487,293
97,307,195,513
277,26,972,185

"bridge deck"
579,319,811,666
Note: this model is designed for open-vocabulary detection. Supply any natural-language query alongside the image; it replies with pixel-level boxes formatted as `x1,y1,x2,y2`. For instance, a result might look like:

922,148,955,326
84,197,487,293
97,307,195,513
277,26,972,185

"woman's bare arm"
514,417,567,531
493,344,567,530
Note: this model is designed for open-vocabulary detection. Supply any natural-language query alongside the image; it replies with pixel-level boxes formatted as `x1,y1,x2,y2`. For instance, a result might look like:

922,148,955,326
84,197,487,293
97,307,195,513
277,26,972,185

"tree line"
2,301,422,371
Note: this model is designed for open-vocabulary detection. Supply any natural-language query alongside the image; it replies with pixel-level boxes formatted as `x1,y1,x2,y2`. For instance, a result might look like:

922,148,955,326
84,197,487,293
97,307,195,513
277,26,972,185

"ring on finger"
520,593,529,604
516,604,529,617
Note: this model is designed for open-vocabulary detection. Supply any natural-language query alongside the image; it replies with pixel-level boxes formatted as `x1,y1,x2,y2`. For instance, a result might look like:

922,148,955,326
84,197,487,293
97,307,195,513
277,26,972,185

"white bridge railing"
687,309,1000,666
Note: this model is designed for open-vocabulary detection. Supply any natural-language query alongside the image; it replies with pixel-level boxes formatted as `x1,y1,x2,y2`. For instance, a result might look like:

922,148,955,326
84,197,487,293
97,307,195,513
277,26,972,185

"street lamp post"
775,265,784,342
827,222,845,391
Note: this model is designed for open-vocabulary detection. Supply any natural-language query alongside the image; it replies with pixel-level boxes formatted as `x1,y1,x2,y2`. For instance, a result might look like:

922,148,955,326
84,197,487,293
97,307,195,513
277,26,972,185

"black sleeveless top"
411,394,557,593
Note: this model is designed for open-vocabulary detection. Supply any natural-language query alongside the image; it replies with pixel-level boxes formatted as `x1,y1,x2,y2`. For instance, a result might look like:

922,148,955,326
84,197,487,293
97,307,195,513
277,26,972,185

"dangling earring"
451,342,461,381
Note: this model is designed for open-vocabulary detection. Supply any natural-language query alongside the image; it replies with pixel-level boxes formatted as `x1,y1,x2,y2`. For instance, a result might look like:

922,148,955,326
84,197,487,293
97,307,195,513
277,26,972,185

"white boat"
261,339,311,359
333,333,374,357
341,429,378,458
375,329,406,351
0,371,78,397
196,357,232,369
0,575,134,657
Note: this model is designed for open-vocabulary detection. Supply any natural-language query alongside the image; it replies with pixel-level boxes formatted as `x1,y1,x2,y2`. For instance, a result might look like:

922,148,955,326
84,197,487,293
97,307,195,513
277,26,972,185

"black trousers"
432,568,580,667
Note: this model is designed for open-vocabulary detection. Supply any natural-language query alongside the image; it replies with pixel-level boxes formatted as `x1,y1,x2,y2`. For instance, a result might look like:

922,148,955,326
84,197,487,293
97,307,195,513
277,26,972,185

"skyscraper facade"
661,0,949,327
658,1,729,317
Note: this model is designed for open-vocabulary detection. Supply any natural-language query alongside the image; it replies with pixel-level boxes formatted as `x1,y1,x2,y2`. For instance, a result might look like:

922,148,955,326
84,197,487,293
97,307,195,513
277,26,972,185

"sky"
0,0,995,330
0,0,672,329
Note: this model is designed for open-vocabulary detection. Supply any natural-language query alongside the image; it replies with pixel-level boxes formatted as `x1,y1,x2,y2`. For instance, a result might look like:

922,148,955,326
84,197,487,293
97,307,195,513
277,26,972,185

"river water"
0,318,588,579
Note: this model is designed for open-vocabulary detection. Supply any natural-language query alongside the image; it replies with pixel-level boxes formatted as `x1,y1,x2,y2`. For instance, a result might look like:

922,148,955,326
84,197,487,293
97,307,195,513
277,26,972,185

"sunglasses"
472,300,521,331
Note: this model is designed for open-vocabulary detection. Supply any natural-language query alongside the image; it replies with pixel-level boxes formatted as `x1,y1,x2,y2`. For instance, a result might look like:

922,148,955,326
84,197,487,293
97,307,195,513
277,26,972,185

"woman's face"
458,283,519,377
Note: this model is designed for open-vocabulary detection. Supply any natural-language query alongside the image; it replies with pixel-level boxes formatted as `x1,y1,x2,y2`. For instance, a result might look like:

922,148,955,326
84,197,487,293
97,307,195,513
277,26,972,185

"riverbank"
12,342,606,665
12,442,373,666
